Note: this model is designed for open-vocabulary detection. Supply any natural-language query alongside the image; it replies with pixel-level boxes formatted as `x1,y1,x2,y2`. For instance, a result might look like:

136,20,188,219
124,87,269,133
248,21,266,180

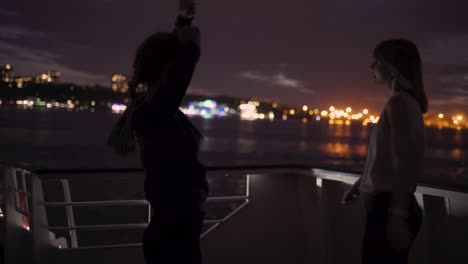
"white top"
360,92,425,194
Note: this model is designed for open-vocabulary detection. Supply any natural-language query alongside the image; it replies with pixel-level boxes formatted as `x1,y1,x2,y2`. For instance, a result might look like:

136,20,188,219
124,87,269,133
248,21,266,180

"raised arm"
150,2,201,124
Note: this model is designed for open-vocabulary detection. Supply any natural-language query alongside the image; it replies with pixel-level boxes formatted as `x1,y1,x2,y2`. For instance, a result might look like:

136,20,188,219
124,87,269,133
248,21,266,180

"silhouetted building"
0,64,15,84
34,71,61,84
48,71,61,83
111,74,129,93
14,77,33,88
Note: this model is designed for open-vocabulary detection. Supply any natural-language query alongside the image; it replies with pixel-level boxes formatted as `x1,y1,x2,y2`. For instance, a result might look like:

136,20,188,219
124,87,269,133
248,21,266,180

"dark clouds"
1,0,467,114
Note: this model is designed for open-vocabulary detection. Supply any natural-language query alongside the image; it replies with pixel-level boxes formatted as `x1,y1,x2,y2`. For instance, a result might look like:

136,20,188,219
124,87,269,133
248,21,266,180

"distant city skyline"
1,1,467,114
0,63,61,87
1,61,467,119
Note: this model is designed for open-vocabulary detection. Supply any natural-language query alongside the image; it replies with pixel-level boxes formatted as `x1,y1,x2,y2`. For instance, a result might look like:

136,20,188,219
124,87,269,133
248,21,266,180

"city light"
248,101,260,107
329,106,335,112
182,99,230,119
346,107,352,113
111,104,127,113
303,105,308,111
290,109,295,115
111,74,128,93
363,109,369,115
438,113,444,119
269,112,275,120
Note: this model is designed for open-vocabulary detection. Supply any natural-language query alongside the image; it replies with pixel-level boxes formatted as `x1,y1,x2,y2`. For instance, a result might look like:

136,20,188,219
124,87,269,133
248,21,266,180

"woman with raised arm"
108,0,207,263
341,39,427,264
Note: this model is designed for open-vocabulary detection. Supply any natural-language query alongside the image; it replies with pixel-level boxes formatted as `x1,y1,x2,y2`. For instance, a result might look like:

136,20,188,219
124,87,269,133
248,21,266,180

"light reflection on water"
451,149,463,160
323,143,351,157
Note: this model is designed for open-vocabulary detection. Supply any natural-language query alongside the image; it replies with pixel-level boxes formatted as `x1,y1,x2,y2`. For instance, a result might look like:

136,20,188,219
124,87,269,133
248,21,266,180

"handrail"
30,164,468,193
44,218,229,231
33,164,313,174
42,200,149,207
45,223,149,231
41,196,249,208
32,164,362,177
312,168,468,196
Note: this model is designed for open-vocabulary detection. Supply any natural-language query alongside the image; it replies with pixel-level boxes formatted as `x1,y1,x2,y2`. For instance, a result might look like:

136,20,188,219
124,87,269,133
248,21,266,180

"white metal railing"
38,174,250,249
1,164,255,263
312,168,468,217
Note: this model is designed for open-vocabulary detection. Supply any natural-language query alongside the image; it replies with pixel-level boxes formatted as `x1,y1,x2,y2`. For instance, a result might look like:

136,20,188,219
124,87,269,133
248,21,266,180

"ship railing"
1,164,468,264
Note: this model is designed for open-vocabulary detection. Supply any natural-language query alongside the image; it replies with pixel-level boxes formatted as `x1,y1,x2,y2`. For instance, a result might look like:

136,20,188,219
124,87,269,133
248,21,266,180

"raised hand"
179,0,196,17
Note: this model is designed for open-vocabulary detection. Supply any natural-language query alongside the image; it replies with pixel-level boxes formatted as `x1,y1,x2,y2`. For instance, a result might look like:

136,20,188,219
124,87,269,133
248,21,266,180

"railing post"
2,166,31,264
31,173,52,264
61,179,78,248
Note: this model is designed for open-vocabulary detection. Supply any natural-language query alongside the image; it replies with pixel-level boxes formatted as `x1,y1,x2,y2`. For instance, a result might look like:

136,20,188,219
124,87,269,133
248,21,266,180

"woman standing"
341,39,427,264
109,0,208,263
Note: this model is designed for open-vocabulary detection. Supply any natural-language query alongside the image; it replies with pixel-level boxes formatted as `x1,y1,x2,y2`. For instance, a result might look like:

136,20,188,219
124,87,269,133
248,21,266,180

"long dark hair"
373,39,429,113
128,32,179,100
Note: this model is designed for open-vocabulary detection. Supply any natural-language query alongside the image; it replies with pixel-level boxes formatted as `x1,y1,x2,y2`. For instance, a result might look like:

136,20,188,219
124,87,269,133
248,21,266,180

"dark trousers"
362,192,423,264
143,211,205,264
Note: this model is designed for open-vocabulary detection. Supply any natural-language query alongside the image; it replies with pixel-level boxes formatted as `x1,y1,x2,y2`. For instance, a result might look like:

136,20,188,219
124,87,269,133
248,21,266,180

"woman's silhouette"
108,0,208,263
342,39,427,264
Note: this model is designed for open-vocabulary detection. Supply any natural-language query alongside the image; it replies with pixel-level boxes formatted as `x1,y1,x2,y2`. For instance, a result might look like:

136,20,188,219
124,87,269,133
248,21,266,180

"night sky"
1,0,467,114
